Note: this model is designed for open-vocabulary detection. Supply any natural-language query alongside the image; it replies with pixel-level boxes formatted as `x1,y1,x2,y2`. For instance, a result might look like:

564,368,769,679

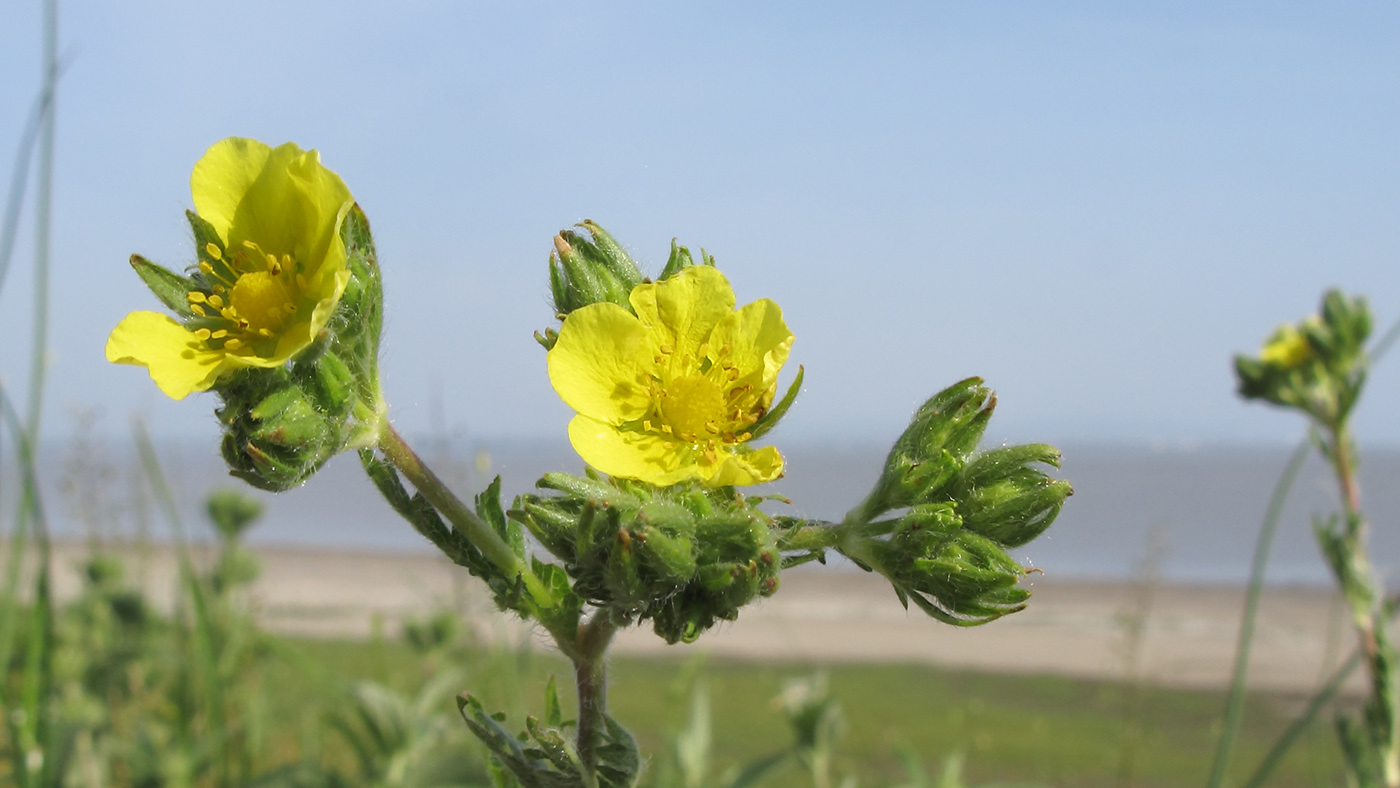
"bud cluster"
511,472,780,644
837,378,1072,625
1234,289,1371,429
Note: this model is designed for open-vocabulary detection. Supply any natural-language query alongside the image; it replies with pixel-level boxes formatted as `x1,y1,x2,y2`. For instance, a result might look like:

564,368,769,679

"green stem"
1242,594,1400,788
572,612,619,786
375,423,555,613
1327,423,1400,787
1205,437,1311,788
775,520,843,554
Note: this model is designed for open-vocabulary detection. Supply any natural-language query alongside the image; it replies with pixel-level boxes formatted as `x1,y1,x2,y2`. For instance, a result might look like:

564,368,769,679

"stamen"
199,261,214,275
259,328,274,337
212,285,225,294
210,329,228,339
204,242,221,259
187,292,207,304
207,294,224,309
224,338,243,349
296,274,308,290
242,240,261,252
194,328,211,341
727,368,740,381
220,307,237,321
190,304,206,317
659,344,674,355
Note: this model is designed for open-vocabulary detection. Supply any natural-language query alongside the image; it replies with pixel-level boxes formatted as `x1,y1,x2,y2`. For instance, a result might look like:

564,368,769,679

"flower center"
660,375,727,441
229,271,294,336
185,240,302,351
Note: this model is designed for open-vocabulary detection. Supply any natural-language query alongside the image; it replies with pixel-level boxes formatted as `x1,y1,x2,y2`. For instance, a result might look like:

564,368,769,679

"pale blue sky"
2,1,1397,446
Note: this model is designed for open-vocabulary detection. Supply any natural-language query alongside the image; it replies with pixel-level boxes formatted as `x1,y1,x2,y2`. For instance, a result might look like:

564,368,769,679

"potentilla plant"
108,138,1073,788
1235,291,1398,788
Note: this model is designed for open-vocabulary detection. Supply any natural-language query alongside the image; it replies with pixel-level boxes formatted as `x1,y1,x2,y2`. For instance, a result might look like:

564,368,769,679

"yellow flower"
106,138,354,399
547,265,794,487
1259,322,1314,368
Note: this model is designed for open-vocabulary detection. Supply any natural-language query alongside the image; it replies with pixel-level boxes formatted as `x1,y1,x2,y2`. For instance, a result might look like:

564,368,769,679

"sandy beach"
38,540,1358,695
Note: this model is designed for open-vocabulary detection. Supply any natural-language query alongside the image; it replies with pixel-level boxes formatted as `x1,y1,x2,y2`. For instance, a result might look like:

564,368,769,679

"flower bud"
866,377,994,515
547,221,645,319
205,488,264,541
952,443,1071,548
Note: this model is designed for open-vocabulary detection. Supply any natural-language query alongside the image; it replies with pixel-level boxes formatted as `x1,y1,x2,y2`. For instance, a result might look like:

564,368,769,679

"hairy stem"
376,423,555,614
1327,424,1399,787
573,612,618,786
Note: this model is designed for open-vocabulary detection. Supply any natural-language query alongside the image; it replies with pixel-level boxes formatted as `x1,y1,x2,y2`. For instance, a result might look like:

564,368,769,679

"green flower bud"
547,221,645,318
867,377,994,515
205,488,264,541
953,444,1072,548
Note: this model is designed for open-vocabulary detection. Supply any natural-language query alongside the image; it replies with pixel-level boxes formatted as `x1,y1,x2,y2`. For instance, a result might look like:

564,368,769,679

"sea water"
15,435,1399,585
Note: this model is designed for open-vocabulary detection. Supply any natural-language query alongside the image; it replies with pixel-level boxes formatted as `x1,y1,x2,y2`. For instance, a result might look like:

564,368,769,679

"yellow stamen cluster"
644,342,762,464
186,240,303,352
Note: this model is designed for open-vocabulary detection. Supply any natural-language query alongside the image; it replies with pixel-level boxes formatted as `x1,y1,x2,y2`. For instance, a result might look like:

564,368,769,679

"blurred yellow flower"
106,138,354,399
1259,322,1313,368
547,265,794,487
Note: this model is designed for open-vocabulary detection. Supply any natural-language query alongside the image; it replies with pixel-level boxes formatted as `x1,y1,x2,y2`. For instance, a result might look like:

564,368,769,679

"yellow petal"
630,266,735,365
703,445,785,487
709,297,793,404
549,303,654,423
191,138,352,268
567,415,696,486
105,311,228,400
190,138,273,244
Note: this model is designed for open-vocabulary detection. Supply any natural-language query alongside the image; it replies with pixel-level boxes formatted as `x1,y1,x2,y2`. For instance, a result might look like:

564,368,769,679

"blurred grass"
258,638,1344,788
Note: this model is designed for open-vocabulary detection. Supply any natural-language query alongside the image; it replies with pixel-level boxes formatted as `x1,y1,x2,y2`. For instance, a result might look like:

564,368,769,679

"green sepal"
747,365,803,440
129,254,198,318
185,209,226,265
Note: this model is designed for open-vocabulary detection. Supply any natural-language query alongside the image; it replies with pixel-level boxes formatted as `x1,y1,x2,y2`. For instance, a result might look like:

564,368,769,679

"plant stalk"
375,423,555,615
1327,423,1400,787
572,612,618,786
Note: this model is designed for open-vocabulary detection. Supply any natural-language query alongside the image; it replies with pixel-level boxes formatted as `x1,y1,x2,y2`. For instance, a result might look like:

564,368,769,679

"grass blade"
1205,437,1311,788
133,419,229,784
0,382,54,787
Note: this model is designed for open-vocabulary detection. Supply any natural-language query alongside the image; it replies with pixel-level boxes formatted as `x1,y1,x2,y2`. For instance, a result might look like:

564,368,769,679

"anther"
190,304,206,317
199,261,214,275
224,338,243,349
194,328,211,341
187,292,207,304
284,303,296,314
204,242,221,259
259,328,273,337
727,368,740,381
242,240,261,252
207,294,224,309
211,329,228,339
